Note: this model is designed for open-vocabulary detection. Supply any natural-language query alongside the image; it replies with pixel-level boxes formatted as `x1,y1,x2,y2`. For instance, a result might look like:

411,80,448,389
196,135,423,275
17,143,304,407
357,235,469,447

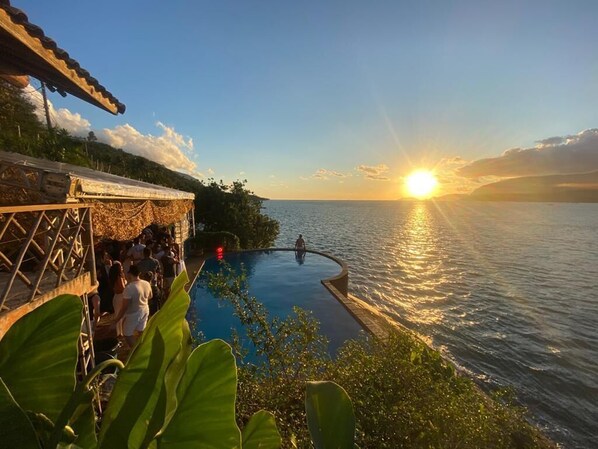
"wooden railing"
0,203,96,312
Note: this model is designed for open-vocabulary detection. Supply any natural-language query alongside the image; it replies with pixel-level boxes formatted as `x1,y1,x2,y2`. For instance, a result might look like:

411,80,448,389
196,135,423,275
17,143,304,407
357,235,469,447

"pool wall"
187,248,400,342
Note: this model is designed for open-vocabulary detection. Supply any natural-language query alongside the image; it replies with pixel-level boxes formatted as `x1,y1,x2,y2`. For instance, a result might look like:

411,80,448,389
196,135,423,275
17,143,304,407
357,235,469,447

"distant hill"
469,171,598,203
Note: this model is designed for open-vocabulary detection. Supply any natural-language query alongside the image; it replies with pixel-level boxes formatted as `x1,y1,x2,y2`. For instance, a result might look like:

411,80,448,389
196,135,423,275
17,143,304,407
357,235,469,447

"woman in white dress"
109,261,127,337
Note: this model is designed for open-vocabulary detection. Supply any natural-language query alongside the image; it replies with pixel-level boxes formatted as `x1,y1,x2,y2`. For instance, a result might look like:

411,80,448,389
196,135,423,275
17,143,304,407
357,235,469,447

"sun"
405,170,438,199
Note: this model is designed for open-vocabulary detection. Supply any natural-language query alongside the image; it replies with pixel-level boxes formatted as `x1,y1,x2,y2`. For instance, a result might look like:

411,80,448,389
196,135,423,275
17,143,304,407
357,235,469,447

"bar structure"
0,151,195,377
0,1,197,378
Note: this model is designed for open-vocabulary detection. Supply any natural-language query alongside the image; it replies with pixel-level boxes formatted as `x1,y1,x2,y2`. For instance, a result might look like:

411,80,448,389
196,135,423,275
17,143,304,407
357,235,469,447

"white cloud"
312,168,347,180
23,86,91,136
458,128,598,178
356,164,390,180
22,84,199,176
99,123,197,175
207,168,215,175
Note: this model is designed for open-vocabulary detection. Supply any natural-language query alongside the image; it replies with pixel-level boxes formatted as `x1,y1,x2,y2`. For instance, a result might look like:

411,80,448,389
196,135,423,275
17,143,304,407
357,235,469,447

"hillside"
469,171,598,202
0,79,279,247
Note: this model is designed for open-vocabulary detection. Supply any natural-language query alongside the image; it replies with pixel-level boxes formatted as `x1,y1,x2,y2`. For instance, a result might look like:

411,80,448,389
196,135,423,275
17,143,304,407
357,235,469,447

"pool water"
189,250,365,358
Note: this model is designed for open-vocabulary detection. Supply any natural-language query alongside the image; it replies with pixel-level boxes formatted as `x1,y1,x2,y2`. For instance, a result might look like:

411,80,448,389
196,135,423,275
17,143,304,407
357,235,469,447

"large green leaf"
145,319,193,448
69,391,97,449
305,381,355,449
0,377,41,449
241,410,281,449
157,339,241,449
161,319,193,429
98,271,190,449
0,295,82,422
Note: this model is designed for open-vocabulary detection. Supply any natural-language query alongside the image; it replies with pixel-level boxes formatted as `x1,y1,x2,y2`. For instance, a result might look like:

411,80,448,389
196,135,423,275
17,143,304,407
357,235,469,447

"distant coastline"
435,171,598,203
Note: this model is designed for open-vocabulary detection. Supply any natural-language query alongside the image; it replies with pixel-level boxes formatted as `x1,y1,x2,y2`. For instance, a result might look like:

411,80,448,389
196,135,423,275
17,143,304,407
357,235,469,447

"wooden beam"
0,9,120,114
0,73,28,88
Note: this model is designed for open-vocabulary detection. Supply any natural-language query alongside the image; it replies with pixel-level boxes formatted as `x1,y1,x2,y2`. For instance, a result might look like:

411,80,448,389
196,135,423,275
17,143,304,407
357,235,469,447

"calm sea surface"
264,200,598,449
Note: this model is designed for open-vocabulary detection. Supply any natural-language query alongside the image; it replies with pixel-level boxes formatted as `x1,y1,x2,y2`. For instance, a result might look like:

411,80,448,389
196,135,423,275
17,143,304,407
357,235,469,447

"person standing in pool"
295,234,306,250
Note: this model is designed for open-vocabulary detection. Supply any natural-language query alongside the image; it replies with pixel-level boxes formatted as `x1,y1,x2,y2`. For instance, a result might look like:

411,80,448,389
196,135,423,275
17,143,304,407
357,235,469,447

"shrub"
191,231,241,253
204,264,554,449
195,180,279,248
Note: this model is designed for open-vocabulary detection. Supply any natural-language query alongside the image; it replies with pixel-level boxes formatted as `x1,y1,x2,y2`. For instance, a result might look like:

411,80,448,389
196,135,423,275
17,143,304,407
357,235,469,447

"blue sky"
15,0,598,199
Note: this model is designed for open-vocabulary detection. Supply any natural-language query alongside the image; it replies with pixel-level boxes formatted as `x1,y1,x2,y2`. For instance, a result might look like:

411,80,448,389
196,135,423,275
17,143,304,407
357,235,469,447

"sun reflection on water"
399,202,447,325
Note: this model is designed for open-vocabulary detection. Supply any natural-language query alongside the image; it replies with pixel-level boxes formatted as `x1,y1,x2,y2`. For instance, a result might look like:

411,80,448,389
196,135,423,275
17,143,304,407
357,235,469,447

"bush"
195,180,279,249
191,231,241,253
204,264,554,449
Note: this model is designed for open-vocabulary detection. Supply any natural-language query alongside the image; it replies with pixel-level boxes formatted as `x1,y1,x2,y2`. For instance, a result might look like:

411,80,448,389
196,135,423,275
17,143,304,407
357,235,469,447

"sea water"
265,200,598,448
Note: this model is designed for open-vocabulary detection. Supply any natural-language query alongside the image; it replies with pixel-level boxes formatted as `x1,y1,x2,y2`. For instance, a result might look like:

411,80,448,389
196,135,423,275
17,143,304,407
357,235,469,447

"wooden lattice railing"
0,203,96,312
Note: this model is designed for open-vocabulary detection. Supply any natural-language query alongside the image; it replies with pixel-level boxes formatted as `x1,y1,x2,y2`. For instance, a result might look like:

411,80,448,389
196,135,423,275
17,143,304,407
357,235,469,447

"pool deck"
184,254,207,292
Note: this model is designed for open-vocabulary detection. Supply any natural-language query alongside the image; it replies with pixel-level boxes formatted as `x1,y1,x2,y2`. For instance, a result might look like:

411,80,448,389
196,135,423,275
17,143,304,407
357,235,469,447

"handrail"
0,204,96,312
0,203,93,213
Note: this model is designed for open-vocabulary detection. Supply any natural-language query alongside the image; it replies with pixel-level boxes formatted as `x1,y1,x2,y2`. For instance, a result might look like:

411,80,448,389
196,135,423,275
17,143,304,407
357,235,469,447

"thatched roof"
0,151,195,240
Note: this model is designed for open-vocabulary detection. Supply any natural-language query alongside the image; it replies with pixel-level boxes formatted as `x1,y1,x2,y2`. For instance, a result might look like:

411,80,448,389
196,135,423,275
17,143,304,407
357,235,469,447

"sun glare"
405,170,438,199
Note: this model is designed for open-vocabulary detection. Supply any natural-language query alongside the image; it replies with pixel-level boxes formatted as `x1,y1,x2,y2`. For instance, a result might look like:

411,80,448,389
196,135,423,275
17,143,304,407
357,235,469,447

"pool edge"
188,248,400,342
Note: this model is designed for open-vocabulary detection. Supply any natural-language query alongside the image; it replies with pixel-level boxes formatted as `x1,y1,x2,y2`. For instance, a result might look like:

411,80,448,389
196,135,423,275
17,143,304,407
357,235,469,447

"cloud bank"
99,122,197,174
23,85,199,176
458,129,598,178
356,164,390,180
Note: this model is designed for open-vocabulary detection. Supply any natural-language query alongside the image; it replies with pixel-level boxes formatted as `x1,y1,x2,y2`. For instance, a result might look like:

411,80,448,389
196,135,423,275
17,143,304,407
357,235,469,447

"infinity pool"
189,250,364,357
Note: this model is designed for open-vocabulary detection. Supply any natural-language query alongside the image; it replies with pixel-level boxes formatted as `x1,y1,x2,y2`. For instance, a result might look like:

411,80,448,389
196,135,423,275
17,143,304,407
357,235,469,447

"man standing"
137,247,161,282
127,237,146,265
113,265,152,348
295,234,306,250
97,251,114,313
161,244,178,299
137,247,162,314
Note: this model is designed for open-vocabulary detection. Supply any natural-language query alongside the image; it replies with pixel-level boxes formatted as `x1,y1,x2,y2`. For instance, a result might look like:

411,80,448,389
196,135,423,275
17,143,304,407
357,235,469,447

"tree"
195,180,279,248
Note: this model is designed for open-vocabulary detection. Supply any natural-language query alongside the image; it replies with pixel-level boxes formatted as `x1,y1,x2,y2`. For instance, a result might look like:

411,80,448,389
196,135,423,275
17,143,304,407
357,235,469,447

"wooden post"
82,206,97,287
41,81,52,131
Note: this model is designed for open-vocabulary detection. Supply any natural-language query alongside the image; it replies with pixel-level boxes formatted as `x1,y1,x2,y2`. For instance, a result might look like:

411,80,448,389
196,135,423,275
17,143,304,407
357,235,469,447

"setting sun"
405,170,438,198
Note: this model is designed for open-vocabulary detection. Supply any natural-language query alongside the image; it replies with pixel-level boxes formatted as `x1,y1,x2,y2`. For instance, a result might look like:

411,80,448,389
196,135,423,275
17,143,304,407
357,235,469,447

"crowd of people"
88,225,182,347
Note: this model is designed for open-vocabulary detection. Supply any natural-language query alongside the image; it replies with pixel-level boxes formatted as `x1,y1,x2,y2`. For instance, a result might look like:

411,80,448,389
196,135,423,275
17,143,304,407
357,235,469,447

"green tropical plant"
305,382,356,449
0,271,356,449
203,263,554,449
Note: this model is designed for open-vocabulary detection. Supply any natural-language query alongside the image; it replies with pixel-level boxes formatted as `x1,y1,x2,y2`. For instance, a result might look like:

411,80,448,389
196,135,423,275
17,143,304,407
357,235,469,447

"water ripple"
266,200,598,449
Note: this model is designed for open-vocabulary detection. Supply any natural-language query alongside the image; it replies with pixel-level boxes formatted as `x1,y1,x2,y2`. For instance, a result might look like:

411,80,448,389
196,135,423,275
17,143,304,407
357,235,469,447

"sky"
14,0,598,199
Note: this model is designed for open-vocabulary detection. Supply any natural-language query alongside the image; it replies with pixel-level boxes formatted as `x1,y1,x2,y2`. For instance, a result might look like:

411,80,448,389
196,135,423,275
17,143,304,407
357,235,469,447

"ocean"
264,200,598,448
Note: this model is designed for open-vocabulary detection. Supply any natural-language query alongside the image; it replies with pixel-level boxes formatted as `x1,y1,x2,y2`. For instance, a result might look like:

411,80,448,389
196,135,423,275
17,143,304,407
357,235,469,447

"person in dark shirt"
97,252,114,313
137,247,161,282
161,245,178,300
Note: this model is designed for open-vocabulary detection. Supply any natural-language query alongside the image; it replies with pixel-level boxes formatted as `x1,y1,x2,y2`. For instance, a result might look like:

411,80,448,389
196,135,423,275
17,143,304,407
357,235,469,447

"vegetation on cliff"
0,80,279,248
203,263,554,449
